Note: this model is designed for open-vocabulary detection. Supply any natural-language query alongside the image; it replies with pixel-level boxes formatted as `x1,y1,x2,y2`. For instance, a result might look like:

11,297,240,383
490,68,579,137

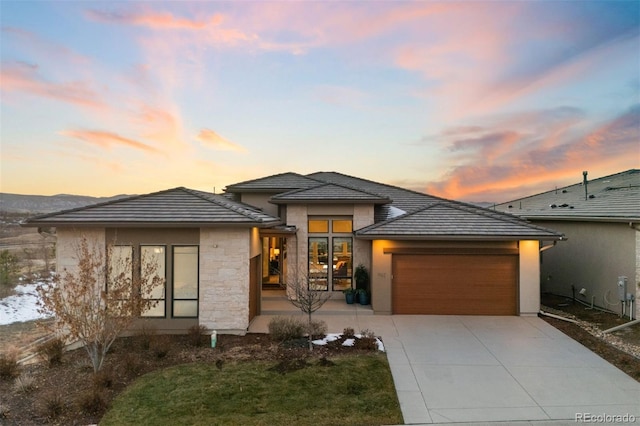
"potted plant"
343,287,356,304
354,264,370,304
356,288,369,305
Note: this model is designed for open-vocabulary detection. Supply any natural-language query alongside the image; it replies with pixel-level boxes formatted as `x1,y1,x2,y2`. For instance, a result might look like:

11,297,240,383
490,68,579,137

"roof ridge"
307,171,451,207
180,188,275,222
272,181,392,201
224,171,323,190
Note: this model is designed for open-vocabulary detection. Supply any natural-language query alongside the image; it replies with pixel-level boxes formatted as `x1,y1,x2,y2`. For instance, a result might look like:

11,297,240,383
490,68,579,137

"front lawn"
101,353,402,426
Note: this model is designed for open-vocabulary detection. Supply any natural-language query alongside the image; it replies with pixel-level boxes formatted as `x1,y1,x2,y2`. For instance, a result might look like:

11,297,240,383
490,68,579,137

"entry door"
262,237,286,288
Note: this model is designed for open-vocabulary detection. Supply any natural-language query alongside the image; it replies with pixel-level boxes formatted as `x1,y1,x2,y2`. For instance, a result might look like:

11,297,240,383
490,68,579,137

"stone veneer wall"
199,228,251,334
636,230,640,319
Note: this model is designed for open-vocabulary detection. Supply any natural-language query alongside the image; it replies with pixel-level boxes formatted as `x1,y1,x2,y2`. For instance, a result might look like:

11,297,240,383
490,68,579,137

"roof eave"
354,233,565,241
270,199,390,205
21,220,283,228
516,215,640,223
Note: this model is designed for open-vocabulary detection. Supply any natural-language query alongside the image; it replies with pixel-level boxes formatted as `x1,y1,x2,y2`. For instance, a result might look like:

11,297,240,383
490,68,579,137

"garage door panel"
393,254,517,315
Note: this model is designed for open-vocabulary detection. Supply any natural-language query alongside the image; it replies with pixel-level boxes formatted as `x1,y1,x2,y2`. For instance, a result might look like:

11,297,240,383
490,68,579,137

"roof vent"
589,194,595,199
550,204,557,208
559,203,569,208
562,189,568,193
583,171,588,200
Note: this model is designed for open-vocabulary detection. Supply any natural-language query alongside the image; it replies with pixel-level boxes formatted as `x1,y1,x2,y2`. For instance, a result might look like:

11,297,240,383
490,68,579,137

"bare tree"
285,270,332,350
37,236,164,372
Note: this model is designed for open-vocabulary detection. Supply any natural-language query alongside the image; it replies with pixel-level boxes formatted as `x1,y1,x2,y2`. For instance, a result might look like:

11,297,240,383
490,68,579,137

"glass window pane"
173,300,197,317
308,237,328,291
332,220,353,233
141,246,165,300
173,246,198,299
308,220,329,233
108,246,132,294
332,238,352,291
142,301,165,317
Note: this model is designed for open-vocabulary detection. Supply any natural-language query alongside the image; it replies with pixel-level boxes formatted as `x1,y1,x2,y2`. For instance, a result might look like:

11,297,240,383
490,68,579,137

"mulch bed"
540,316,640,382
0,332,378,425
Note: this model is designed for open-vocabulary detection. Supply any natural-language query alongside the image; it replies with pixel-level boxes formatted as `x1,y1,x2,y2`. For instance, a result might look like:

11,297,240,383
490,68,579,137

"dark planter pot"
345,293,355,304
358,292,370,305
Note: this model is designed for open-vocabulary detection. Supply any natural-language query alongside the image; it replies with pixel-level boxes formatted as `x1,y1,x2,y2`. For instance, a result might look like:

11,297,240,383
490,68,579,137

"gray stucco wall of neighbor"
538,221,638,318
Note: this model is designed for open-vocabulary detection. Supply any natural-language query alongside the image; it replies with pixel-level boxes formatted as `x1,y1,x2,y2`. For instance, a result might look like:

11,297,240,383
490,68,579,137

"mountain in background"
0,193,132,214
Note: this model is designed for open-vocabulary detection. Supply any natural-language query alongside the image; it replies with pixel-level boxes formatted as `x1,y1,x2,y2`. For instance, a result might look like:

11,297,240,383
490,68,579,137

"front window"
308,218,353,291
107,245,133,296
172,246,198,318
141,245,166,317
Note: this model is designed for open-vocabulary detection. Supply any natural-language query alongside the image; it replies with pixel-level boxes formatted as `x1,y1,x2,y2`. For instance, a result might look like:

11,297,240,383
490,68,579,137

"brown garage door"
392,253,518,315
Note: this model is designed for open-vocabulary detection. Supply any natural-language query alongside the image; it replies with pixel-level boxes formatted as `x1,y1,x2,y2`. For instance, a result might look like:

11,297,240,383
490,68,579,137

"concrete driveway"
384,315,640,424
249,305,640,424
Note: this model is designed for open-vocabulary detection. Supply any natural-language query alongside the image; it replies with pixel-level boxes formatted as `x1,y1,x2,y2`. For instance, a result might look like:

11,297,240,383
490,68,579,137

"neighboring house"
23,172,564,334
494,170,639,320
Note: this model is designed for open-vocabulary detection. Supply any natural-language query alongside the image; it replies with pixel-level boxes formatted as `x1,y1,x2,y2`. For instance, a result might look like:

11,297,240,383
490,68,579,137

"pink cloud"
423,106,639,202
196,129,246,153
60,129,161,154
0,62,107,110
86,9,223,30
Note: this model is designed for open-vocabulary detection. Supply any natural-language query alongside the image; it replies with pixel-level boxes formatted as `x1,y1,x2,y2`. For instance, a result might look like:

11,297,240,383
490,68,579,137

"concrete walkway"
249,304,640,424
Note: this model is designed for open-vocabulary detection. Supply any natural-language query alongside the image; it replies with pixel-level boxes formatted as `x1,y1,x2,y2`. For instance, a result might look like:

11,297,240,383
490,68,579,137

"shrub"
0,402,9,420
92,368,114,389
37,337,65,367
308,320,327,339
0,352,19,380
118,352,145,378
187,324,209,347
13,374,36,394
41,391,65,419
78,389,108,415
355,329,379,351
268,316,306,342
137,324,158,350
150,334,172,359
342,327,356,338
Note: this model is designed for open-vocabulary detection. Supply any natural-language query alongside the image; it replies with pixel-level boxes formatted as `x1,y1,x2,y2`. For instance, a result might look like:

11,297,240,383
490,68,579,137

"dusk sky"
1,1,638,202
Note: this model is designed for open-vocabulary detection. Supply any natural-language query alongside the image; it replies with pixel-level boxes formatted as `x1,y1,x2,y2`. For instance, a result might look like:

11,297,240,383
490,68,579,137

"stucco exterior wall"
370,240,535,315
240,193,280,217
519,240,540,316
199,228,251,334
56,228,106,275
353,205,374,273
537,221,636,318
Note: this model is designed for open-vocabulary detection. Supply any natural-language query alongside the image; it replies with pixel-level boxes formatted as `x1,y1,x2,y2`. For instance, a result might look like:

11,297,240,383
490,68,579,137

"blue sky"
1,1,638,202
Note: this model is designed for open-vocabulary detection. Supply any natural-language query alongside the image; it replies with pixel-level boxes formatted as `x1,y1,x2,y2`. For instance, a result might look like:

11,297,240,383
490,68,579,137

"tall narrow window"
308,237,329,290
173,246,198,318
108,245,133,295
141,245,166,317
332,237,352,291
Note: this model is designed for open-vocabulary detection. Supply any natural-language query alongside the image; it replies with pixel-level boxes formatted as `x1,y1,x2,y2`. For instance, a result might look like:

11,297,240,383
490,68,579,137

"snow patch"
0,281,52,325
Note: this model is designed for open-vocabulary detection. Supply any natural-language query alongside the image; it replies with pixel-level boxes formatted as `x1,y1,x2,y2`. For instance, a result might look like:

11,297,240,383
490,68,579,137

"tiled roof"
270,183,391,204
493,169,640,221
306,171,443,221
356,203,565,240
224,172,322,193
22,187,282,227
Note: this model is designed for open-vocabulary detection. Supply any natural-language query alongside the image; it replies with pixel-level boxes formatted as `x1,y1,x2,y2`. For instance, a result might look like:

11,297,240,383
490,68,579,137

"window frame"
171,245,199,318
307,217,353,291
140,245,167,318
